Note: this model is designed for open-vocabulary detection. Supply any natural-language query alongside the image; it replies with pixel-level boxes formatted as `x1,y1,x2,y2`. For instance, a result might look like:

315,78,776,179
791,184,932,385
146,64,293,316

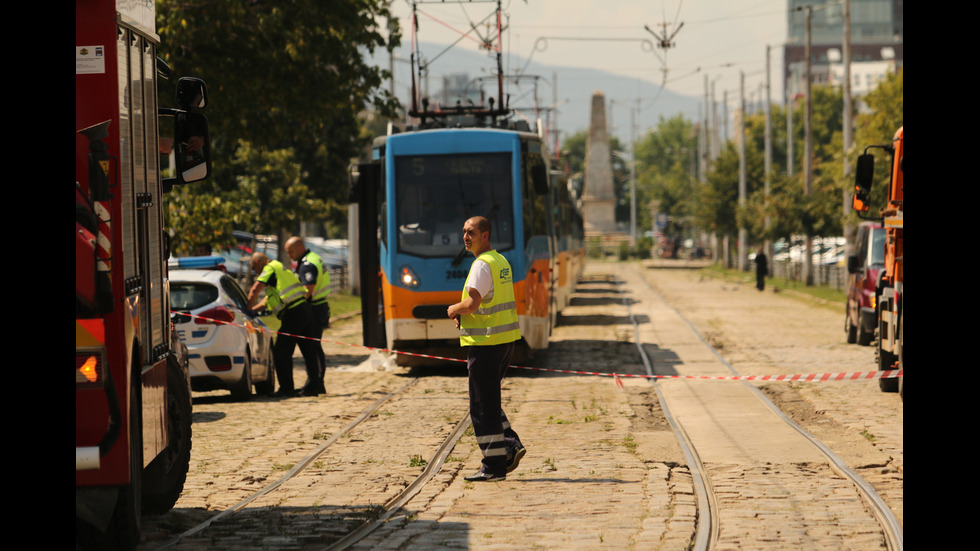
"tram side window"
522,154,548,246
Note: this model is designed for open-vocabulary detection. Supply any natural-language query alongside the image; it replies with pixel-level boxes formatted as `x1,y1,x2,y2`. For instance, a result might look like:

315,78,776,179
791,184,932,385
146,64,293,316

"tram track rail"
138,265,901,550
147,376,473,551
626,272,903,551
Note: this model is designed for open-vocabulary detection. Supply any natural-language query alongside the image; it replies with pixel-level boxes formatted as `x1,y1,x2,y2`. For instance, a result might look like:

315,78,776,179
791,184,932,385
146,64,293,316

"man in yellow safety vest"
447,216,526,481
286,236,331,395
247,252,324,397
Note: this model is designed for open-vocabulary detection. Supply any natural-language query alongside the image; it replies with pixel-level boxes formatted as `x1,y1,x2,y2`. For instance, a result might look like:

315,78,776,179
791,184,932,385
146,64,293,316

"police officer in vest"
447,216,527,481
285,236,330,395
246,252,324,397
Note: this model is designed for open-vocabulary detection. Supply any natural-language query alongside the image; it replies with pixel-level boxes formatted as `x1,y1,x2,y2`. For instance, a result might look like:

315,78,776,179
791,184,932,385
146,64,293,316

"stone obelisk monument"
582,91,617,235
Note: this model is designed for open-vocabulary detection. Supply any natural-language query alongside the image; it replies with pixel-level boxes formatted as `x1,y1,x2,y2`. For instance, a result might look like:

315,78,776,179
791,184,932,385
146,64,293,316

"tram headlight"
399,265,420,288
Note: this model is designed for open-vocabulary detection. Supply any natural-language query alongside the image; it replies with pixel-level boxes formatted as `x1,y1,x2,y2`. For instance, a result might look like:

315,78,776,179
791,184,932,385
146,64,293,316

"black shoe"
300,386,321,397
272,389,298,398
507,446,527,473
464,471,506,482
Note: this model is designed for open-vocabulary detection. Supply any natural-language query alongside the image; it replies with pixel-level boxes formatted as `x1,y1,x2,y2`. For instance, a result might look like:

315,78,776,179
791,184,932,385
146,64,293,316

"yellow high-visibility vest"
459,250,521,347
258,260,307,318
302,250,331,305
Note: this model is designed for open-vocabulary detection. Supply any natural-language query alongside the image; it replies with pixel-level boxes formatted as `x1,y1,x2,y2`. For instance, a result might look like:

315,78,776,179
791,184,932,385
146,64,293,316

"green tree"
634,115,699,237
166,182,238,257
157,0,400,249
701,85,848,258
228,141,326,237
849,68,904,215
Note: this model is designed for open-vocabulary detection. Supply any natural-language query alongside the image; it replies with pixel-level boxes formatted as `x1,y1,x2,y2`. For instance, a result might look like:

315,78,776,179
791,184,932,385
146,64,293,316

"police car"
170,269,276,399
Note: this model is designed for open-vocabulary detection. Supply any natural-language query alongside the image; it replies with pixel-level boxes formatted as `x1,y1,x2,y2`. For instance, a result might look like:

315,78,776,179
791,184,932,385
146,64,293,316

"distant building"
783,0,902,97
439,72,483,109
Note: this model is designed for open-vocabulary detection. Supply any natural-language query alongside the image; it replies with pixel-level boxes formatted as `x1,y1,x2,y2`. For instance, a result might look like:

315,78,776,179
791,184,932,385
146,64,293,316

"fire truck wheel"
231,351,253,401
143,357,192,514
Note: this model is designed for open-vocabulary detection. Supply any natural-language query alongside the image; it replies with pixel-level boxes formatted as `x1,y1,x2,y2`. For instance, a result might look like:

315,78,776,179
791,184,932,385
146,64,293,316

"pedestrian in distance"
246,252,324,397
447,216,526,482
754,245,769,291
285,236,330,395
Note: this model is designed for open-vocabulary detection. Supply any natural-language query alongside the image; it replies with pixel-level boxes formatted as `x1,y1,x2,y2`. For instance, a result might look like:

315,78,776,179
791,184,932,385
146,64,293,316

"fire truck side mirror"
176,77,208,110
174,112,212,184
161,111,213,191
852,153,875,213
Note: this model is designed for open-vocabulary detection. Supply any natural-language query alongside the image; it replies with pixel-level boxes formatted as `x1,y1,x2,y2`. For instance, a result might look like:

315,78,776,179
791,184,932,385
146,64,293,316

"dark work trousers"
274,301,323,392
466,341,522,475
310,301,330,387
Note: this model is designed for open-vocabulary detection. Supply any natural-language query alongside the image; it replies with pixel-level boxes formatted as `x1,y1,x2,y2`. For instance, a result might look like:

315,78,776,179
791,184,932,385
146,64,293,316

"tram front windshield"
394,152,514,258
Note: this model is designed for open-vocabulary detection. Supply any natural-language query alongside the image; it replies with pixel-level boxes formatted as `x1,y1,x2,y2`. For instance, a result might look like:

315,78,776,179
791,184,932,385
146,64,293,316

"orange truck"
852,127,903,399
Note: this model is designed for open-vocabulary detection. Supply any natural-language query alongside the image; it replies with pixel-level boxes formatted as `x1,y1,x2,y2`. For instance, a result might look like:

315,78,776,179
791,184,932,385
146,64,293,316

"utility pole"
738,71,748,272
786,89,794,178
711,78,719,161
802,4,814,286
764,45,773,260
842,0,855,247
553,71,559,154
631,99,637,243
702,75,709,183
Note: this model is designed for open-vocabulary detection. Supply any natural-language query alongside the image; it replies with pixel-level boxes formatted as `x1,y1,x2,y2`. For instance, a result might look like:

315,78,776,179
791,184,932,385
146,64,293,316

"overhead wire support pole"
407,0,509,122
738,71,747,272
764,44,772,260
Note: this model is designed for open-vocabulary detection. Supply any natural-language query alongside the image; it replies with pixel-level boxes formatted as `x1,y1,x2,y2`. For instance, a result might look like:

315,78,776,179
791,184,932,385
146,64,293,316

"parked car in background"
845,222,886,345
249,236,347,270
170,269,276,399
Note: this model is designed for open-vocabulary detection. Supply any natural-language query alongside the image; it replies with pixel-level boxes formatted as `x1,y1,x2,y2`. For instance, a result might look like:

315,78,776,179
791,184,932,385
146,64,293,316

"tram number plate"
433,232,461,246
445,269,468,280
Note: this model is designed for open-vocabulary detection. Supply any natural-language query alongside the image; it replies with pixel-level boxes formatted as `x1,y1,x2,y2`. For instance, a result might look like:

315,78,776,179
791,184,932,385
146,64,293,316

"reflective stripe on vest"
459,250,522,347
258,260,307,317
302,250,331,304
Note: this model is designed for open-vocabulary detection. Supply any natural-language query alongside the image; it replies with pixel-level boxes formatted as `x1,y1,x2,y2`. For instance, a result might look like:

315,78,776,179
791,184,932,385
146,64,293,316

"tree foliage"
635,115,699,236
157,0,400,252
850,68,904,215
166,182,238,256
557,69,902,256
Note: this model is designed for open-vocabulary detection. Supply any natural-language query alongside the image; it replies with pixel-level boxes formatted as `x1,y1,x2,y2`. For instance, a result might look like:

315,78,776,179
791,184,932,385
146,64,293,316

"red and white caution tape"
175,311,903,383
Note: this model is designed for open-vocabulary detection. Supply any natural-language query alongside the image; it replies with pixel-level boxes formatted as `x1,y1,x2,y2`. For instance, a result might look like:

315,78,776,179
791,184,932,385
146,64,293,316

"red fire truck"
76,1,212,548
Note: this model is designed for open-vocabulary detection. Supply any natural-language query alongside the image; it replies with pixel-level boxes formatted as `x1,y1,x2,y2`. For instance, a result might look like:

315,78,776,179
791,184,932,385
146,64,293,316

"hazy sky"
388,0,789,113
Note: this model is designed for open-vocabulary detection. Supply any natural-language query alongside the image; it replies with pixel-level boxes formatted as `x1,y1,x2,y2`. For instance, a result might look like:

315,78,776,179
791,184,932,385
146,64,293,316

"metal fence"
233,264,350,294
327,266,349,294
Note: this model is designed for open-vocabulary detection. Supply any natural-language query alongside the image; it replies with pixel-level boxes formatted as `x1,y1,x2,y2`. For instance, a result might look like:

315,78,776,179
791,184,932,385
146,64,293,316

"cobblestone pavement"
136,260,901,550
355,271,694,550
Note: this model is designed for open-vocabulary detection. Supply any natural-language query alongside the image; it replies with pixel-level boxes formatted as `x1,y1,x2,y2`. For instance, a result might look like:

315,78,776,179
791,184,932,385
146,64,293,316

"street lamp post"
611,149,637,244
